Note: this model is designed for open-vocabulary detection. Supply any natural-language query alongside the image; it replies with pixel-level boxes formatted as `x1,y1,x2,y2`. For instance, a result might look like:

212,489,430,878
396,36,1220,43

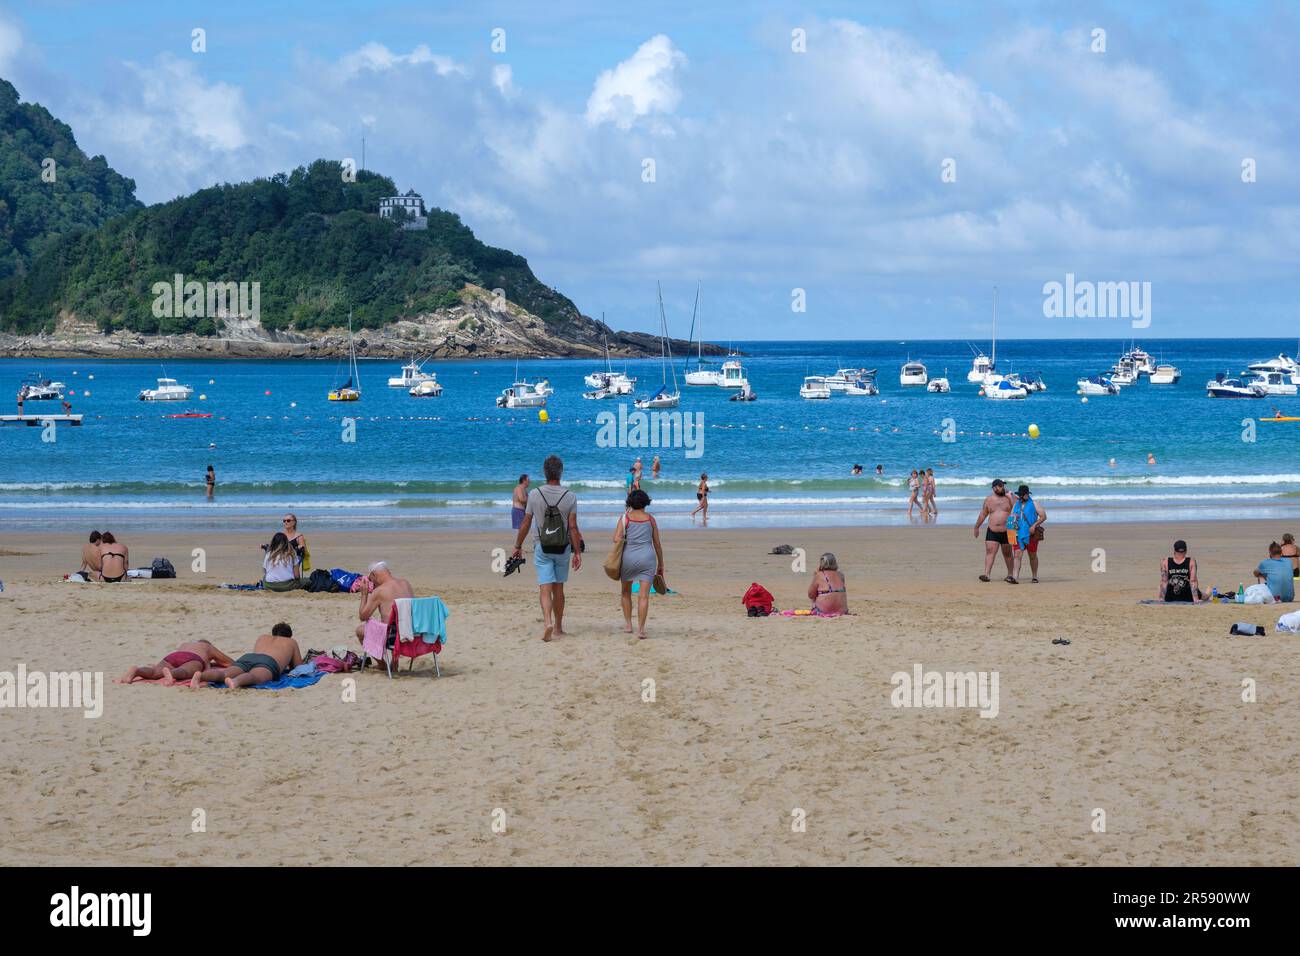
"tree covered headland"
1,140,587,336
0,78,142,283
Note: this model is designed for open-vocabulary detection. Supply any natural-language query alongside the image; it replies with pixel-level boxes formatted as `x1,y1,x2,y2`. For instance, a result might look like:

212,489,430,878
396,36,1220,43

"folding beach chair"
362,598,446,678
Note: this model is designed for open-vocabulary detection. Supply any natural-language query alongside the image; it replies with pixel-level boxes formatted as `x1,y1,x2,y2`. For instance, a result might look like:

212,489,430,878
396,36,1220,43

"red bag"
742,582,776,616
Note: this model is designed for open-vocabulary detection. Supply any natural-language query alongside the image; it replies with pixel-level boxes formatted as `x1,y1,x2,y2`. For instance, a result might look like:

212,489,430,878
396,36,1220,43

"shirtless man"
118,639,233,685
80,531,103,578
973,478,1015,583
354,560,414,642
189,623,302,689
511,474,530,530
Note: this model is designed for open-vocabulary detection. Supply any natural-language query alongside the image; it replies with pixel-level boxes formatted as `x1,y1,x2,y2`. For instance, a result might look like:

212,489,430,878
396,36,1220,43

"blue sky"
2,0,1298,340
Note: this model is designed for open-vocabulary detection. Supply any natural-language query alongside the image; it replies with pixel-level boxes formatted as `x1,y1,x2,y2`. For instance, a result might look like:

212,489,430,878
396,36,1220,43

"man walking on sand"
512,454,583,642
974,478,1016,583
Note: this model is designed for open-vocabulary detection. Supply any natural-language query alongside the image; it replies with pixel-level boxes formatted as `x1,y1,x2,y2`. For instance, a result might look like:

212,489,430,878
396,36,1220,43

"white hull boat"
1206,374,1265,398
1248,371,1297,396
496,383,548,408
926,377,951,393
843,372,880,396
682,283,723,385
408,379,443,397
899,360,928,387
1149,364,1181,384
388,357,437,388
139,377,195,401
633,282,682,410
1077,377,1119,396
984,379,1027,400
799,376,832,400
719,357,748,389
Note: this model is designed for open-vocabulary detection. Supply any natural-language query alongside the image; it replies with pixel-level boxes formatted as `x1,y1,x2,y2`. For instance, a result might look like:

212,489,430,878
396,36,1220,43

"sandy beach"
0,519,1296,866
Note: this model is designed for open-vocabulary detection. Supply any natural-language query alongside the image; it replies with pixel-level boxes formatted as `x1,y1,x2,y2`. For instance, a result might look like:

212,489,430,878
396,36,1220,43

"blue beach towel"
206,671,325,690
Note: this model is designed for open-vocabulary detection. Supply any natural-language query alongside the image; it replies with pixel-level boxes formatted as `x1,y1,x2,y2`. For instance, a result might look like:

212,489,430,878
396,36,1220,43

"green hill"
0,157,592,339
0,78,142,281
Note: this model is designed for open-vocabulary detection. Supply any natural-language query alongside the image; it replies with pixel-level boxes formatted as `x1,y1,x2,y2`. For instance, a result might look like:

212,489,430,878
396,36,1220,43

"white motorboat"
719,357,749,389
533,378,554,397
1020,372,1047,393
388,357,437,388
984,379,1027,400
926,375,951,393
634,284,681,409
408,378,443,397
1247,370,1297,396
825,367,870,392
899,359,928,387
496,381,548,408
1205,373,1265,398
799,376,832,399
1149,364,1181,384
842,370,880,396
1245,354,1298,377
585,327,638,391
1123,345,1156,375
967,352,993,383
1077,376,1119,396
1106,356,1139,386
17,373,65,401
138,377,195,401
682,284,725,386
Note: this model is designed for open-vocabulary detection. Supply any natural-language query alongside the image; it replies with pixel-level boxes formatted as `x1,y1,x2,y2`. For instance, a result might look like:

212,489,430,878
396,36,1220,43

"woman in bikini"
98,532,129,582
118,639,234,685
280,513,310,571
690,473,710,522
1282,533,1299,579
806,552,848,615
907,470,920,517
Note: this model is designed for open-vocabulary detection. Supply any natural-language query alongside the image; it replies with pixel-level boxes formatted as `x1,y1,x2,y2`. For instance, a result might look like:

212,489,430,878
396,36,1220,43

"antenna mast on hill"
362,136,366,171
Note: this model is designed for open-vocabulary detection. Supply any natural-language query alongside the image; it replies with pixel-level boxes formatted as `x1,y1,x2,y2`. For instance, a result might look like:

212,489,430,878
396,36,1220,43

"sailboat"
327,312,361,401
635,283,681,409
584,323,637,395
975,287,1006,391
683,284,723,386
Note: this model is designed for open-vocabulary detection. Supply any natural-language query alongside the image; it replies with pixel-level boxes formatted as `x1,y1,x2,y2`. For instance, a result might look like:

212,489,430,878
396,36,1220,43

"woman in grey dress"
614,488,665,639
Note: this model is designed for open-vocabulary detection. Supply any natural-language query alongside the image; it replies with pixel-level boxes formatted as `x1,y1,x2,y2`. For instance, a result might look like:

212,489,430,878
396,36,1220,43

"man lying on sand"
354,561,413,642
188,623,302,689
118,640,233,685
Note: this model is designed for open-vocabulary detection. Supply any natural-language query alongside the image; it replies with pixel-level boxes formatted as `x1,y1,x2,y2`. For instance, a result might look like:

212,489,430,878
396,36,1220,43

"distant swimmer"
1147,453,1157,466
875,464,884,475
851,464,863,475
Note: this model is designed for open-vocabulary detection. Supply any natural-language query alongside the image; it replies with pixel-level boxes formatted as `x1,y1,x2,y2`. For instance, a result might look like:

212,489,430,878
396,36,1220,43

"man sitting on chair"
355,561,414,643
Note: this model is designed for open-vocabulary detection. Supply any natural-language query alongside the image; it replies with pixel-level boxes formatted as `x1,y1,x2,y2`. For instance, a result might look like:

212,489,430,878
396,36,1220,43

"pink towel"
362,618,388,659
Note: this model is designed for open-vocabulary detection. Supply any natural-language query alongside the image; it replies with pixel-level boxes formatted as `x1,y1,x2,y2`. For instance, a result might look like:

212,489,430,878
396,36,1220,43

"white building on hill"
379,190,428,229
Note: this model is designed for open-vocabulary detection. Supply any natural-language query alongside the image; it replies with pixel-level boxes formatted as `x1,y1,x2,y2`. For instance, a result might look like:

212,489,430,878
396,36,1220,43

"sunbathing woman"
807,552,849,615
98,532,129,582
189,623,302,689
118,640,234,685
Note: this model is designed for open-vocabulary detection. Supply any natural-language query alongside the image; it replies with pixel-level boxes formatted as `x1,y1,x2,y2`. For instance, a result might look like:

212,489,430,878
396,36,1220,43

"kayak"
166,413,213,419
1258,416,1300,422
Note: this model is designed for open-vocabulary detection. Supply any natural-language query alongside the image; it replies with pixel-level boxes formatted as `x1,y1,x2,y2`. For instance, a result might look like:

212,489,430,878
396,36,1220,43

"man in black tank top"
1160,539,1201,602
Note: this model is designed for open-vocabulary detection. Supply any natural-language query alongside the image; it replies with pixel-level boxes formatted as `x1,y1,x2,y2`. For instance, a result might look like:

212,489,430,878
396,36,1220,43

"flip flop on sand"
1031,577,1039,583
1005,576,1018,584
979,574,991,582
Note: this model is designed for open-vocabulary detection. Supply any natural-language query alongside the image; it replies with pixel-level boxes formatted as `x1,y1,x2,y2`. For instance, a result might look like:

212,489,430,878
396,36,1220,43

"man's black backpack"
150,557,176,579
537,488,572,555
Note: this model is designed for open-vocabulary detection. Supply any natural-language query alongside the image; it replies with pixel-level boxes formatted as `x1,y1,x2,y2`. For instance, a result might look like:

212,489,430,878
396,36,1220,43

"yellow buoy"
1028,423,1040,439
538,409,549,423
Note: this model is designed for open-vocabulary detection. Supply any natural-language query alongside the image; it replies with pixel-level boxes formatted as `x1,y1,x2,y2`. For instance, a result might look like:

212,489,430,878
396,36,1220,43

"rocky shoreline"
0,285,730,360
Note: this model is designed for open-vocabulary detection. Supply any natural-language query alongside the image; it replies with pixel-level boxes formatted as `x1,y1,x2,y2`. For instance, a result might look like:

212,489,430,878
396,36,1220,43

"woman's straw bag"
604,519,626,580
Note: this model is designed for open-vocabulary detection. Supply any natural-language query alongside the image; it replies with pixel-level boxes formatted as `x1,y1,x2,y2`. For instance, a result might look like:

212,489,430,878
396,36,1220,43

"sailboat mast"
991,286,998,370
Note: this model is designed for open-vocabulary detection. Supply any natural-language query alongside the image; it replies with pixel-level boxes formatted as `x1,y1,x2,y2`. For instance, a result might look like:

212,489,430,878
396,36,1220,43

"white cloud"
0,18,21,73
337,43,462,79
586,35,686,129
492,64,514,96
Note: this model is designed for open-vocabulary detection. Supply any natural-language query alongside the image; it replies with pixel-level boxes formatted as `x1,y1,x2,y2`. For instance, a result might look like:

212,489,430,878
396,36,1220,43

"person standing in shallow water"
511,474,530,530
206,464,215,500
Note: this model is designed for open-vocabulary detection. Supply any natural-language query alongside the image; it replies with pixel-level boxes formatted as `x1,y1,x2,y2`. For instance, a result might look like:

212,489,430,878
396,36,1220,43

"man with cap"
1159,540,1202,603
1008,484,1046,583
973,478,1016,582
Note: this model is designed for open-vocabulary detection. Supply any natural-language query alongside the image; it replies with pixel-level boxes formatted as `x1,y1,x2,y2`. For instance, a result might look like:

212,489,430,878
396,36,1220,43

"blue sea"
2,339,1299,532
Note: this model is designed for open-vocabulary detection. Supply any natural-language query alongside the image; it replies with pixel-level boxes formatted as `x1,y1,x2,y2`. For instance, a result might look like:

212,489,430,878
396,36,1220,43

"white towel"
395,597,415,642
1276,609,1300,632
